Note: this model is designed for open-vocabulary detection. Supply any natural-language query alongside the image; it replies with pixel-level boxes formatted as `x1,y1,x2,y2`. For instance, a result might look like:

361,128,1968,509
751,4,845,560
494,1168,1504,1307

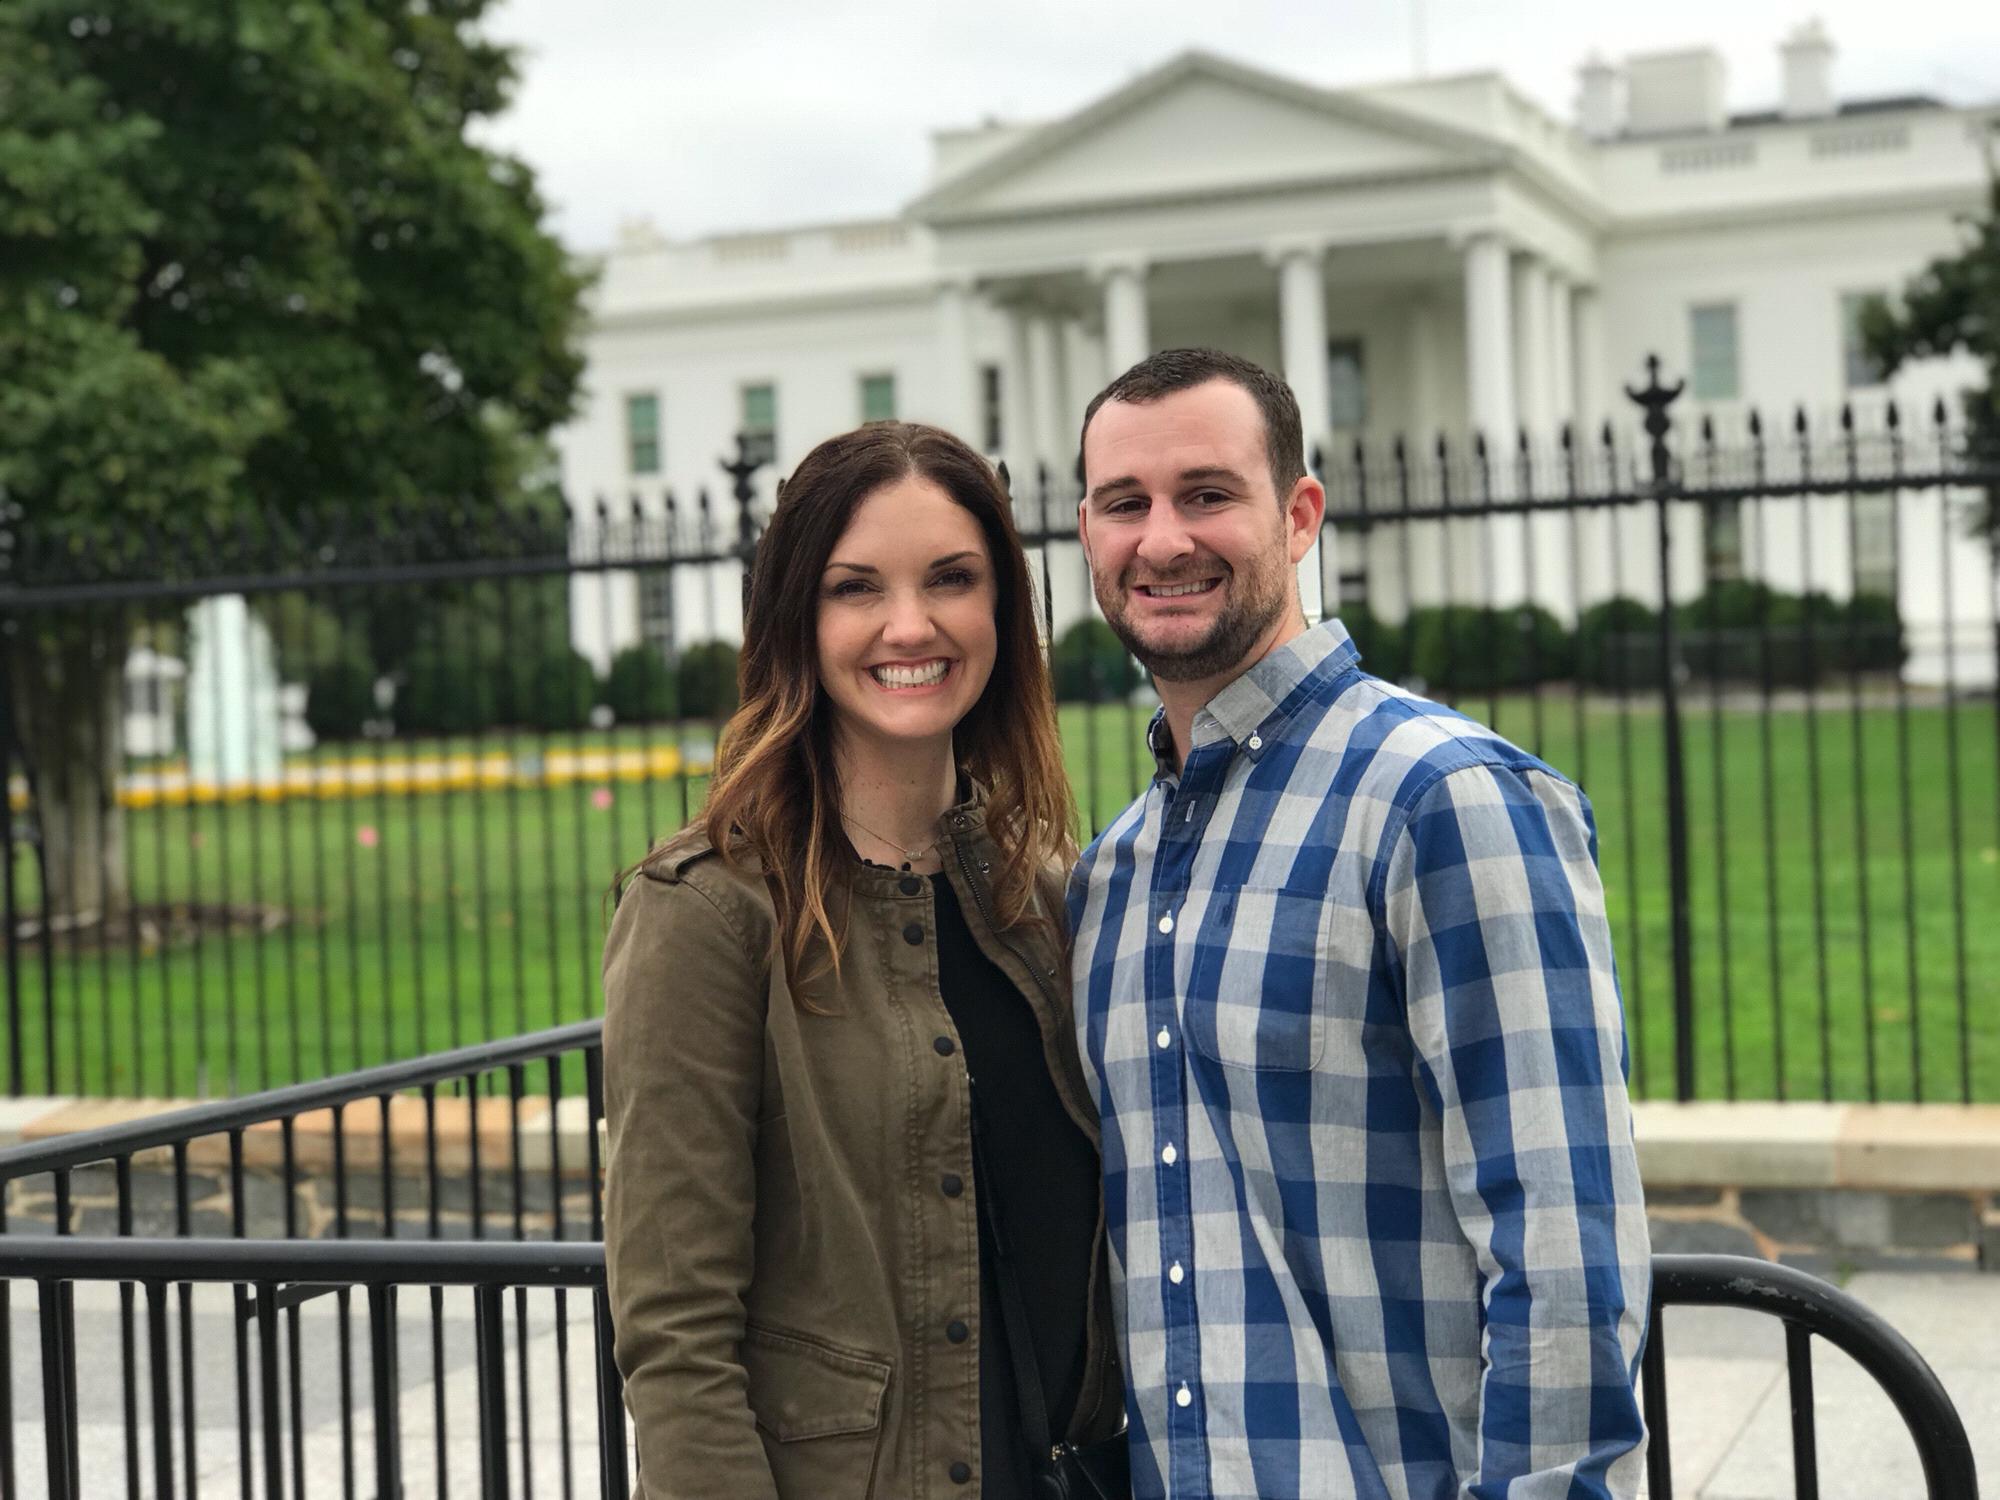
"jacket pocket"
1183,886,1327,1071
743,1322,892,1496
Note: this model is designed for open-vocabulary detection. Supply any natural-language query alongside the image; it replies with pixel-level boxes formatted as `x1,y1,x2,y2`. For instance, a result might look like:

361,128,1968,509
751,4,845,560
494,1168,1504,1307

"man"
1067,348,1649,1500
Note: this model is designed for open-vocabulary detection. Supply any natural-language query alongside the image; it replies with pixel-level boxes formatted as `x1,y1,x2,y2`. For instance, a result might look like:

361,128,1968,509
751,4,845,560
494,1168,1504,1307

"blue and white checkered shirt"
1068,620,1649,1500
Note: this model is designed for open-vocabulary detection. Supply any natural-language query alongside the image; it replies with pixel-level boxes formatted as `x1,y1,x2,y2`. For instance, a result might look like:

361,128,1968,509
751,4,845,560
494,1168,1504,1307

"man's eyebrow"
1087,466,1250,504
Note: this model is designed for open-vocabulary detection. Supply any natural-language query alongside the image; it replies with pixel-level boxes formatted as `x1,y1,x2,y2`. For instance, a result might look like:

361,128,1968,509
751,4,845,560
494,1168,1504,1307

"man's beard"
1096,552,1291,685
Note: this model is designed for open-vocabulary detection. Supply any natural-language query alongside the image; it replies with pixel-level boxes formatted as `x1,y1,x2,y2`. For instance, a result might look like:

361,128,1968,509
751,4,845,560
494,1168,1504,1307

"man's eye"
1190,490,1228,506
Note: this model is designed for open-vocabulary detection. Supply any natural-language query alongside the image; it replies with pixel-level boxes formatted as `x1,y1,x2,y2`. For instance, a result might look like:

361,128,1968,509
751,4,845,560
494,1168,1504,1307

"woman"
602,421,1124,1498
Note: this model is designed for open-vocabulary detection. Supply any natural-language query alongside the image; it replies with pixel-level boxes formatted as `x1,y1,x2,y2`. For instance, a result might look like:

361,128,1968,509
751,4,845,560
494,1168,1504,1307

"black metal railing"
4,364,1998,1105
0,1236,624,1500
1643,1254,1980,1499
0,1244,1975,1499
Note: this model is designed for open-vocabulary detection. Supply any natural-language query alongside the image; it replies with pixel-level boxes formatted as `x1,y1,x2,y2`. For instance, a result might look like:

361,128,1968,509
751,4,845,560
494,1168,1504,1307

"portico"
906,54,1604,611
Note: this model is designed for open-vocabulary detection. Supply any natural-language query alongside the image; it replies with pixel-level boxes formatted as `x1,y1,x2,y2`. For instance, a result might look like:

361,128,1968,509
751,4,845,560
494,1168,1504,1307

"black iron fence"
2,360,1997,1104
0,1013,1980,1496
0,1022,608,1496
0,1232,1976,1498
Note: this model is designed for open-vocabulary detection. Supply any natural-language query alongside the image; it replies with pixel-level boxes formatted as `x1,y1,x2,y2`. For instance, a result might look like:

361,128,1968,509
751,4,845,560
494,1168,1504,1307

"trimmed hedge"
678,641,741,720
606,644,679,724
304,654,377,742
1052,619,1140,702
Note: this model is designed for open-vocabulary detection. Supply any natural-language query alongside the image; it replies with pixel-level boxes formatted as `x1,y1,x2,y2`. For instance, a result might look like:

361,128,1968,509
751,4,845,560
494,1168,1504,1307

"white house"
560,26,1997,686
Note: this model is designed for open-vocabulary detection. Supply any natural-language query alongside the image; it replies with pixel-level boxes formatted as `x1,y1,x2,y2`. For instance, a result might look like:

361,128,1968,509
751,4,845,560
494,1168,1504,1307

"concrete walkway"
0,1269,1991,1497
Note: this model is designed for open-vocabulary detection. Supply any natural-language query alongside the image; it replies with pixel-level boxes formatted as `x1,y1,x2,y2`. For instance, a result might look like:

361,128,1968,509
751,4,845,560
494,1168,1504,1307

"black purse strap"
967,1077,1057,1462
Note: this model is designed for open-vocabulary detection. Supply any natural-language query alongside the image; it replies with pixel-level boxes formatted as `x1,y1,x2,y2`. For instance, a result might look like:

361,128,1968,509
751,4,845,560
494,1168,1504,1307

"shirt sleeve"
1381,762,1651,1499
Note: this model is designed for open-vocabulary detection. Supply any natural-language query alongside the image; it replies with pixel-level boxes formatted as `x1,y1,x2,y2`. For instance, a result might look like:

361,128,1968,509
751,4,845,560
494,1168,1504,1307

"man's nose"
1134,507,1195,569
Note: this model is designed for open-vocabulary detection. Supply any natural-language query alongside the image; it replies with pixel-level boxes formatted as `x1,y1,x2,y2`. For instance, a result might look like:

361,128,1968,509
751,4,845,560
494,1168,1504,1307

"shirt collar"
1146,618,1360,776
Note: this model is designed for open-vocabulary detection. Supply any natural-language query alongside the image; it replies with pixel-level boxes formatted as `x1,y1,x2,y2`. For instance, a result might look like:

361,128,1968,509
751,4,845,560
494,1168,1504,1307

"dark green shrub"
678,641,742,720
304,654,377,742
1836,591,1906,673
397,648,498,735
1337,604,1406,682
1052,619,1139,702
528,647,599,732
1575,597,1663,689
605,644,679,723
1406,604,1572,694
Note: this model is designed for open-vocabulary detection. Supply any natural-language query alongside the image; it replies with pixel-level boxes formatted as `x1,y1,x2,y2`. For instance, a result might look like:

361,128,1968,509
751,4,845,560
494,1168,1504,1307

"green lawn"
11,693,1999,1104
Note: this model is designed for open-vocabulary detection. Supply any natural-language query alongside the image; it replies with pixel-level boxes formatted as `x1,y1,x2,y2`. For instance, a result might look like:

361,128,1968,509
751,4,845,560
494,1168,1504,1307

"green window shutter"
860,373,897,423
626,393,661,474
1689,304,1739,401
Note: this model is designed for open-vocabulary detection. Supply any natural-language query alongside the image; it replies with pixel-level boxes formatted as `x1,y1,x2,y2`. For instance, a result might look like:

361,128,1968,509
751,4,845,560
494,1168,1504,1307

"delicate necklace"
840,809,940,865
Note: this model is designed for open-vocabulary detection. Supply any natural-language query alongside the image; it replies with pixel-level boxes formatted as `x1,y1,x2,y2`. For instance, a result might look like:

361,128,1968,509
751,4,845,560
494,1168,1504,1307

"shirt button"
950,1461,972,1484
1155,1027,1171,1049
1169,1261,1184,1284
902,923,924,946
898,875,923,896
946,1319,969,1344
1248,733,1263,750
933,1036,955,1056
1157,914,1174,935
940,1173,963,1198
1161,1142,1178,1165
1175,1383,1193,1408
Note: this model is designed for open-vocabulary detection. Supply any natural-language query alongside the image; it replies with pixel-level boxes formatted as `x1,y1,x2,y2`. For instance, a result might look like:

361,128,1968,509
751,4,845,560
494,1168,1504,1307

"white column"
1549,273,1577,435
1273,242,1330,621
999,303,1034,491
1461,233,1523,604
1024,312,1066,487
1573,285,1608,440
1512,254,1555,443
933,279,977,440
1462,233,1516,447
1097,258,1150,375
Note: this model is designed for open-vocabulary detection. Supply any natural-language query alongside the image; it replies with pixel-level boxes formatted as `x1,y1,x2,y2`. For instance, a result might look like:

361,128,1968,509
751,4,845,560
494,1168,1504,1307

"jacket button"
933,1036,955,1056
946,1319,968,1343
940,1173,963,1198
902,923,924,946
949,1461,972,1484
898,874,923,896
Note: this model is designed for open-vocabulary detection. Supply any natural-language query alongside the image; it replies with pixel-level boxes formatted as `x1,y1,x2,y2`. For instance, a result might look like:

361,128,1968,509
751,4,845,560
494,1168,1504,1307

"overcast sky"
475,0,2000,254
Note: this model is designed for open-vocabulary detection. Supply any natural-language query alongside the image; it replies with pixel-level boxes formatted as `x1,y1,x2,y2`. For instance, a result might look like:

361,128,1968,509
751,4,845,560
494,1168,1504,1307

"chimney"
1625,48,1728,135
1576,53,1625,141
1780,19,1836,120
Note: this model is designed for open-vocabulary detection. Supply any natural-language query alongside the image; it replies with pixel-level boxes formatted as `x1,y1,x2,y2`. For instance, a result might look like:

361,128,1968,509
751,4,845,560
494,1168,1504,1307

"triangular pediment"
910,52,1499,222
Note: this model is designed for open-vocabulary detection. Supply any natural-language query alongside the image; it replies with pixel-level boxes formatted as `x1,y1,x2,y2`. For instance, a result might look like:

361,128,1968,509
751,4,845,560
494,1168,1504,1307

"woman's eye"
826,578,872,598
933,568,975,588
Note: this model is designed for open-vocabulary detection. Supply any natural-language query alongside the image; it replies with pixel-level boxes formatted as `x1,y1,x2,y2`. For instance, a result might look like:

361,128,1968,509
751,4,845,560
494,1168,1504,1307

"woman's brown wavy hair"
694,421,1074,990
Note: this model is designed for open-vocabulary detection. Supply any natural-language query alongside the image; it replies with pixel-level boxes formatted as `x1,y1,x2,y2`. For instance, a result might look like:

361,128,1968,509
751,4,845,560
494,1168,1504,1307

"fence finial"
1623,353,1684,489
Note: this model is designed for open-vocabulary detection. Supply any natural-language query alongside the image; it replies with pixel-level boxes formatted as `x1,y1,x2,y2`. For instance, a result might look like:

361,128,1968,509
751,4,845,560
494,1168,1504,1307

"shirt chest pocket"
1181,885,1327,1072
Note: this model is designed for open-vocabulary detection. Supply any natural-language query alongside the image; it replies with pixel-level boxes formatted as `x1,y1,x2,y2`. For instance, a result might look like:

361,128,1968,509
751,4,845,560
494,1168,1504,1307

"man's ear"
1285,476,1327,566
1076,496,1092,564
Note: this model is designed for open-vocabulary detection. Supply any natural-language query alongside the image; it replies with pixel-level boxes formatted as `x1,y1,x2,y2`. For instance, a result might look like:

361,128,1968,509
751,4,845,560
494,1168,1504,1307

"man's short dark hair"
1079,348,1307,501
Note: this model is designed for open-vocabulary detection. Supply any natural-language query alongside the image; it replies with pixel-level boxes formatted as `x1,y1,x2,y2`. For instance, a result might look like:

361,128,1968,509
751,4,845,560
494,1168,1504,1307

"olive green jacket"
601,799,1122,1500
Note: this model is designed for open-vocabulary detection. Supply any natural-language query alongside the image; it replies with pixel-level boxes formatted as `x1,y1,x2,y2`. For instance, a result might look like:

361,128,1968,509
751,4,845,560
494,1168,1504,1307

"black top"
931,870,1099,1497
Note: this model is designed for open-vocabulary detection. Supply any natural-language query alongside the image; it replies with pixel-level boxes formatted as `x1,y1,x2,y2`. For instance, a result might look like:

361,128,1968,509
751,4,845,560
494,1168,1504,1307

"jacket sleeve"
601,866,779,1500
1381,764,1651,1500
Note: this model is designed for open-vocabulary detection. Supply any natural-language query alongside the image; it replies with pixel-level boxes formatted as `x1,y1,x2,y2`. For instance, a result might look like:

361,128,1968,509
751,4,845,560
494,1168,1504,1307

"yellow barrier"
6,745,712,812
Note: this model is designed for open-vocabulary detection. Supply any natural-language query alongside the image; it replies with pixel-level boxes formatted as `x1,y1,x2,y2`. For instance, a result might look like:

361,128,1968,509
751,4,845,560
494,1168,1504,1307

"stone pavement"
1,1269,1991,1497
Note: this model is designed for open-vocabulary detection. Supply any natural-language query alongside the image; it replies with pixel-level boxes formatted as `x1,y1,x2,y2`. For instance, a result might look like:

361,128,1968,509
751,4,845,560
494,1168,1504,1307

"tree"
0,0,590,921
1862,127,2000,528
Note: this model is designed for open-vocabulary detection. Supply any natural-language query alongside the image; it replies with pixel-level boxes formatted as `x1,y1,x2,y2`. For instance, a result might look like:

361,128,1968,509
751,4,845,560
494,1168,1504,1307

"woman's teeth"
871,661,949,687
